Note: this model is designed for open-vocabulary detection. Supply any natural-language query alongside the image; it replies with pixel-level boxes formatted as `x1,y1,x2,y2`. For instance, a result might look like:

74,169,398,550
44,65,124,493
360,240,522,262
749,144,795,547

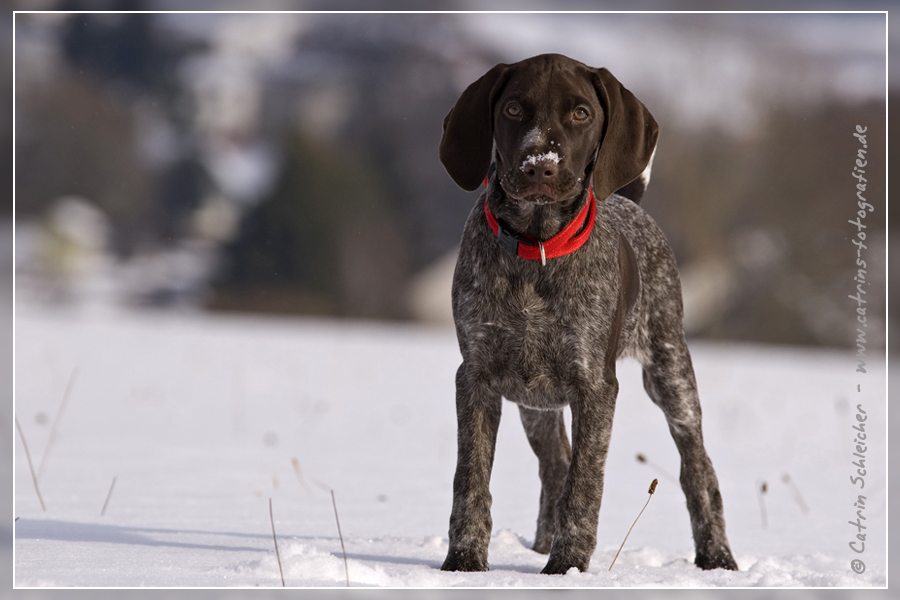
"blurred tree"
648,99,885,347
15,73,155,254
60,4,173,93
207,14,491,318
155,158,214,243
285,14,494,271
209,129,409,318
731,100,885,347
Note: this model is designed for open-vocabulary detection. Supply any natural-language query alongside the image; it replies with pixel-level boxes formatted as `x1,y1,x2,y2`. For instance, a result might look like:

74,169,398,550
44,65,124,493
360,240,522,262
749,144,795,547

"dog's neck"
486,182,593,242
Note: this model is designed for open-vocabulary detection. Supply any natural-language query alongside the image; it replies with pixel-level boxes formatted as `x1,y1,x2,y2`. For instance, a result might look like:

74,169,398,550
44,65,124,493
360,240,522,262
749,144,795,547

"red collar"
483,181,596,266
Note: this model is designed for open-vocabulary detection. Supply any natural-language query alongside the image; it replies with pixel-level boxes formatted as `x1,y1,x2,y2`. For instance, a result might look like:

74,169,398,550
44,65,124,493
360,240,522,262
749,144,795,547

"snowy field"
12,306,887,589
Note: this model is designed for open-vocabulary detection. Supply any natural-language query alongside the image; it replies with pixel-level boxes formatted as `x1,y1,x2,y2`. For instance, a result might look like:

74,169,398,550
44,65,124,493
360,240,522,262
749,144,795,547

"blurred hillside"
13,11,887,348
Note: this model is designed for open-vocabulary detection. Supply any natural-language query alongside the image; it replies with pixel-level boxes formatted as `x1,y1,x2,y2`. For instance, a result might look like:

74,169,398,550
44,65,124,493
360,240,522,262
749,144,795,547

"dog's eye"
505,103,522,118
573,107,589,121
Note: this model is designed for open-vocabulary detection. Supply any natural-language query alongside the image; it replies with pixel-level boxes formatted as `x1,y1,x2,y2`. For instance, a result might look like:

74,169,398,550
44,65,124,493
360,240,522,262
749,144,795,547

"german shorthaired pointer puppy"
438,54,738,575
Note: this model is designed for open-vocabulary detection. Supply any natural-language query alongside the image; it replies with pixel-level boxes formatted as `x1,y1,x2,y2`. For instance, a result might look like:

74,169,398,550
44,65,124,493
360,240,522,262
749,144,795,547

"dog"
438,54,738,575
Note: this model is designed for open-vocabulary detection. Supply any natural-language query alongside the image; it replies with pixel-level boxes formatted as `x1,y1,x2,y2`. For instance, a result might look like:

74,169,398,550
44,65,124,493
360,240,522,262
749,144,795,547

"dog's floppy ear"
439,63,511,191
590,68,659,203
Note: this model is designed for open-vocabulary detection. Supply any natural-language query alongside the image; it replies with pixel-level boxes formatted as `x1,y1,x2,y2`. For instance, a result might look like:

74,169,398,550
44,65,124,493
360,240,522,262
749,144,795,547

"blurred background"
3,3,894,597
10,9,887,347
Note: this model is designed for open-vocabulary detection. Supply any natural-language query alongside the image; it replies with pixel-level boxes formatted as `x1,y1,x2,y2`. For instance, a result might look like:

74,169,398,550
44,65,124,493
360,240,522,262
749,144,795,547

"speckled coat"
438,54,737,575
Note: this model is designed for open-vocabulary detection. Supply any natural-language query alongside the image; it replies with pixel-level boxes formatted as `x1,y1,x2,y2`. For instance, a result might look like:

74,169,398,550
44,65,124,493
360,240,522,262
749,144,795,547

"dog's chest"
456,260,617,406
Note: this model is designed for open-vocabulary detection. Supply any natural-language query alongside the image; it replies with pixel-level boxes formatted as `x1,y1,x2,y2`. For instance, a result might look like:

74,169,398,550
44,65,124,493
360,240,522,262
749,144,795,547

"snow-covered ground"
13,306,887,588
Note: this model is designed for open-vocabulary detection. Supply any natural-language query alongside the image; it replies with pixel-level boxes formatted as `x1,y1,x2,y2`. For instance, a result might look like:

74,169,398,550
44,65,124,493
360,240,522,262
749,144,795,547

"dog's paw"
540,553,588,575
440,548,488,572
694,546,739,571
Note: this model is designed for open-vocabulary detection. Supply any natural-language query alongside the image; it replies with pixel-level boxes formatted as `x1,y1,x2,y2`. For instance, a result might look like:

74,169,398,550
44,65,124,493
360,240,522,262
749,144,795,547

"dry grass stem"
255,457,312,497
15,417,46,512
757,480,768,527
635,453,678,484
38,367,78,480
100,476,117,516
609,479,658,571
331,490,350,587
782,473,809,514
269,498,285,587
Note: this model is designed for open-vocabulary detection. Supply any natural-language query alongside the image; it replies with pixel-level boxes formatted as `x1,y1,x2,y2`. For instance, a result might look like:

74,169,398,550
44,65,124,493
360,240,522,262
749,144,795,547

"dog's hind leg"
518,406,572,554
641,334,739,571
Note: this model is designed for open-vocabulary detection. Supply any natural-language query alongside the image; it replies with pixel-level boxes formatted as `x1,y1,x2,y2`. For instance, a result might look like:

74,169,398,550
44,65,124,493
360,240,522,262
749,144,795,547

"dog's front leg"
542,379,618,574
441,364,502,572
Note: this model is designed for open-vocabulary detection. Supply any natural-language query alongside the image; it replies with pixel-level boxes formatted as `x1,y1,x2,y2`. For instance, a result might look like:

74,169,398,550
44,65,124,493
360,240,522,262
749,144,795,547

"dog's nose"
522,158,559,184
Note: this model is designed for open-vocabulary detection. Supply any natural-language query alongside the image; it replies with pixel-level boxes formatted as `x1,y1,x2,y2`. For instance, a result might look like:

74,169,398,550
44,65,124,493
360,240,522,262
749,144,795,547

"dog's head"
440,54,658,206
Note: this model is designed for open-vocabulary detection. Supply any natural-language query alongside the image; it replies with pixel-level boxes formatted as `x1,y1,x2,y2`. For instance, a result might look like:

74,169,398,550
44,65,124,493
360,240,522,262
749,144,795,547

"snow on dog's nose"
521,152,561,184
